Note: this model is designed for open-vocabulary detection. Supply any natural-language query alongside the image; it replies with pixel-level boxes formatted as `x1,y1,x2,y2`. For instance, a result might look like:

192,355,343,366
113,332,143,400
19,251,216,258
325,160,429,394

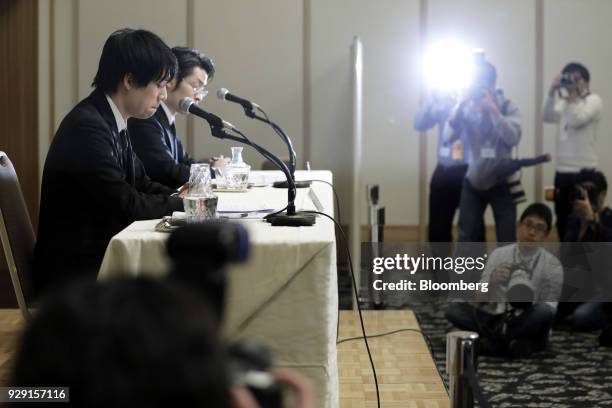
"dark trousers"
428,164,469,242
458,179,517,242
557,301,610,332
554,171,578,242
445,302,554,347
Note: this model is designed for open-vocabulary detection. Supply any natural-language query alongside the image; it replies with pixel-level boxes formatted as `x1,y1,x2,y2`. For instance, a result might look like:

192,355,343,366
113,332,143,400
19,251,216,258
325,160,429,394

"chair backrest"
0,151,35,319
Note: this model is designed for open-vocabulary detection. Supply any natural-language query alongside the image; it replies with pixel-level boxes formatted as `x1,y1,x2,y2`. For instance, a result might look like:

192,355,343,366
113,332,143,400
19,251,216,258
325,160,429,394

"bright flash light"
422,40,475,92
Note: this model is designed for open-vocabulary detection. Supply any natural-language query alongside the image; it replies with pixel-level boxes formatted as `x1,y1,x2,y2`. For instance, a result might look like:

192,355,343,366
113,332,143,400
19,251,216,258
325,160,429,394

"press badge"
440,147,451,157
481,147,496,159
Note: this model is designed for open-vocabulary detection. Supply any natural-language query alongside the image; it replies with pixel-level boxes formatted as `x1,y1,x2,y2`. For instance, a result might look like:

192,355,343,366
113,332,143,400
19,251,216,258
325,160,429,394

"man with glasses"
129,47,221,189
543,62,603,241
445,203,563,358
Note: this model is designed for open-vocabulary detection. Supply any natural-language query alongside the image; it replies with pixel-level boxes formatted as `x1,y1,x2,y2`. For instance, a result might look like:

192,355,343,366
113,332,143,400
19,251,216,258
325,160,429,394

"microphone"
179,97,235,130
217,88,259,110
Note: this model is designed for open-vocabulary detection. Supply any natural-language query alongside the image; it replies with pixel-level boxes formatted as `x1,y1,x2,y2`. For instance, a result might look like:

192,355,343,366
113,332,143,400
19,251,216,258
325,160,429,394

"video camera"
166,221,250,323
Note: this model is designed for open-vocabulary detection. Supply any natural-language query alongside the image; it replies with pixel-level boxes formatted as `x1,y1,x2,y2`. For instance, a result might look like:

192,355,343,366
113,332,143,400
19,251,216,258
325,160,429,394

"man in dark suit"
128,47,219,189
34,28,184,295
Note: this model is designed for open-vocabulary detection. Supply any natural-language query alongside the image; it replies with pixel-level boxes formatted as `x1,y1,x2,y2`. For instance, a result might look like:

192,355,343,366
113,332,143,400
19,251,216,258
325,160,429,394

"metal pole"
367,185,382,307
446,331,479,408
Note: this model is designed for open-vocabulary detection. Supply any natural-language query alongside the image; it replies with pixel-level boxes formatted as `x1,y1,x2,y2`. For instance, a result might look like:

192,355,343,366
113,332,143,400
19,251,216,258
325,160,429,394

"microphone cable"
301,209,381,408
301,179,342,225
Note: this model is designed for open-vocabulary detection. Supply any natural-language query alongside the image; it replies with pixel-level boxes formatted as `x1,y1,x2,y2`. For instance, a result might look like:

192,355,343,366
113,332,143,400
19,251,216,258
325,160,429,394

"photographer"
557,168,612,332
445,204,563,358
564,168,612,243
10,278,314,408
543,62,603,241
446,60,522,242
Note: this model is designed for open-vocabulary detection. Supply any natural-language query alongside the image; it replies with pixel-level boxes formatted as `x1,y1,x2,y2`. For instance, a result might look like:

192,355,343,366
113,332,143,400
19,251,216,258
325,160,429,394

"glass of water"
184,163,217,222
224,146,251,190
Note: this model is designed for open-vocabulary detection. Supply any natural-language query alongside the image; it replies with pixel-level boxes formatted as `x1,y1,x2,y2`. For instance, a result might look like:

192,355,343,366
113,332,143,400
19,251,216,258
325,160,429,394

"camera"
568,183,599,207
166,221,250,323
559,72,576,89
506,264,534,309
545,184,600,208
228,341,283,408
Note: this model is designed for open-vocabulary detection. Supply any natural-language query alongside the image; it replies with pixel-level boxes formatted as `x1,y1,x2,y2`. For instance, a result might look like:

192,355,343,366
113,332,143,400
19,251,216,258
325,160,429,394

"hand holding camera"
492,262,513,286
550,72,579,101
477,88,501,119
573,195,595,222
548,74,561,97
228,341,315,408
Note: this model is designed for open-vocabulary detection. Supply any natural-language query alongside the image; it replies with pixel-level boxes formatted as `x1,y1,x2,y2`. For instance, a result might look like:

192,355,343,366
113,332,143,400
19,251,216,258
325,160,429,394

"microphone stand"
240,106,311,189
208,126,316,227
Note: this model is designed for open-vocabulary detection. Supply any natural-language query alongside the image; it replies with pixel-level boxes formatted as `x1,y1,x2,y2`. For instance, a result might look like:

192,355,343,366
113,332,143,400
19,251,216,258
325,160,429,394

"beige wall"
39,0,612,230
542,0,612,207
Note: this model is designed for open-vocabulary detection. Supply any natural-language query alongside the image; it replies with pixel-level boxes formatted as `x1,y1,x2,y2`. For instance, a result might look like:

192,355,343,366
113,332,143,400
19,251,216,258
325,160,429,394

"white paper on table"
217,201,275,213
171,211,186,223
248,172,285,186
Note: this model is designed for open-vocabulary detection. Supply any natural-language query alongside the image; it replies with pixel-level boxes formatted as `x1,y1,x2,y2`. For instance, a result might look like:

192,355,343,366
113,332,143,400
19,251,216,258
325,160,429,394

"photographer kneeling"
445,204,563,358
557,168,612,332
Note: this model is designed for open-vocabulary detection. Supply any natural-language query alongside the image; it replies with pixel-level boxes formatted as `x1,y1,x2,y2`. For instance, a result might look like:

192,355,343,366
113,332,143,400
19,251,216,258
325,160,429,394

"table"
98,171,339,408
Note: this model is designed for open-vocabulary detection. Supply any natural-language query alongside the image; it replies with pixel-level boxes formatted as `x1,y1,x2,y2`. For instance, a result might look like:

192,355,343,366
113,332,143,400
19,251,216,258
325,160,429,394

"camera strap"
512,246,542,280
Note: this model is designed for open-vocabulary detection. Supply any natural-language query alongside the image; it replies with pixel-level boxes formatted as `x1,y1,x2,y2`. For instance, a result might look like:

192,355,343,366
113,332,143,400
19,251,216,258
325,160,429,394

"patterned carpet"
338,267,612,407
408,301,612,408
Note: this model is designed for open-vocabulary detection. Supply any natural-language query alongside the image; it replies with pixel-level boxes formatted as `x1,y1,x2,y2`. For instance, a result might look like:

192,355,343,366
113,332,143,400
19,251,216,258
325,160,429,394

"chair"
0,151,34,319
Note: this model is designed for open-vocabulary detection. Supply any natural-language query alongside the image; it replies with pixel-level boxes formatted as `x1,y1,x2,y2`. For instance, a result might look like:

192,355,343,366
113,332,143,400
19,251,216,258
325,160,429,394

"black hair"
562,62,590,83
473,61,497,88
520,203,553,232
172,47,215,88
92,28,178,94
11,278,229,408
576,168,608,193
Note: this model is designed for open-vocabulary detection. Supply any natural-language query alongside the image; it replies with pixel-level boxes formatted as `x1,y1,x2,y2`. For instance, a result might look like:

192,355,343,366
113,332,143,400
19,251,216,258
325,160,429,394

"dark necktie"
118,128,136,185
118,129,128,170
169,122,178,161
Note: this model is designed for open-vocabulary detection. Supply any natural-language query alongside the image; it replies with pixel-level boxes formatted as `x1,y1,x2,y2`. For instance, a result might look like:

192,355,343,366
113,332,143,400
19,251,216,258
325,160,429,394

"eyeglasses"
521,220,548,234
187,82,208,98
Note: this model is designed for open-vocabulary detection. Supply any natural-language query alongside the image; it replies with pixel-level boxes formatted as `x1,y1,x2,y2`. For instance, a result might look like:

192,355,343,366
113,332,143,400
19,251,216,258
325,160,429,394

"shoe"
508,339,537,358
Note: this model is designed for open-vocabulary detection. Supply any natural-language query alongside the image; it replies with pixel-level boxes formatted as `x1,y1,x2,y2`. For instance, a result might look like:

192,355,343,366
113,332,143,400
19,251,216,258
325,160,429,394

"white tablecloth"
98,170,339,408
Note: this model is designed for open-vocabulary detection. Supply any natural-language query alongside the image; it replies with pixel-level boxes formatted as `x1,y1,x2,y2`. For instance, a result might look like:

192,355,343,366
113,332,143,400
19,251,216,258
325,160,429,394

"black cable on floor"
302,210,381,408
337,327,429,344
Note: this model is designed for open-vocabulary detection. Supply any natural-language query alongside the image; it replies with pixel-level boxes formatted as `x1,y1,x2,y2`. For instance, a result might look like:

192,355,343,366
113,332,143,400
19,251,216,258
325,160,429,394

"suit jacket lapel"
89,89,132,182
154,107,179,162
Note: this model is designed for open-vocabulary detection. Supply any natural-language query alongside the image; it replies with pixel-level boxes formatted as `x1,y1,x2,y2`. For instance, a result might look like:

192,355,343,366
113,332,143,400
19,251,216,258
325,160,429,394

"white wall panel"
311,0,421,225
192,0,304,171
77,0,188,99
544,0,612,208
